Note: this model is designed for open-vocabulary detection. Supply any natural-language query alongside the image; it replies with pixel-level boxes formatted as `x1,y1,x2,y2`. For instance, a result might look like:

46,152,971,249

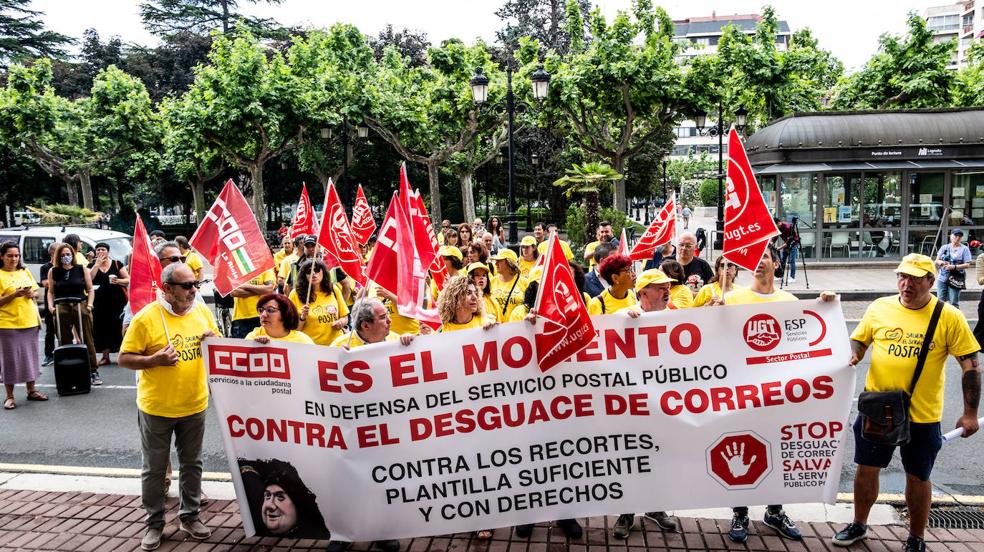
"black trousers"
42,309,55,357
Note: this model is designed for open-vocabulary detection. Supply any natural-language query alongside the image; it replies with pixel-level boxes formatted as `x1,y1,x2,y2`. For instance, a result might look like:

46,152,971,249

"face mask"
61,255,73,264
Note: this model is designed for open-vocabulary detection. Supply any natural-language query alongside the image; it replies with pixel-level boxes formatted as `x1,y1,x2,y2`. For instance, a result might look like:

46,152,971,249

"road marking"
0,463,231,481
33,384,137,390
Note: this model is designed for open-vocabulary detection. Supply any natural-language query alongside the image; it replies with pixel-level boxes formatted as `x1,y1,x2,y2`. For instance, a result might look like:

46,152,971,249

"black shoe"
42,355,53,366
556,519,583,540
326,541,351,552
644,511,677,532
831,522,867,547
373,540,400,552
728,512,749,543
904,536,926,552
90,371,103,386
612,514,634,539
514,524,533,538
763,509,801,540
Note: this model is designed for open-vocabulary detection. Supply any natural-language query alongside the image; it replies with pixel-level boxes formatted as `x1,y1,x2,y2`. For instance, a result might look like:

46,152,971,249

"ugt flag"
317,180,367,286
723,129,779,272
128,215,162,314
350,184,376,246
190,180,275,296
629,193,677,261
289,182,318,239
533,232,594,372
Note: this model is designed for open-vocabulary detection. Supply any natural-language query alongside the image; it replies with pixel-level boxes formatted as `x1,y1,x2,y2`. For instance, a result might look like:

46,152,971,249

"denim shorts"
852,415,942,481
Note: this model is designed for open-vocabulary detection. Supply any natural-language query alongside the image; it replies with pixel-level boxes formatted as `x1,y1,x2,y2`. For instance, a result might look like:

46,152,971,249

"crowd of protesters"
0,212,979,552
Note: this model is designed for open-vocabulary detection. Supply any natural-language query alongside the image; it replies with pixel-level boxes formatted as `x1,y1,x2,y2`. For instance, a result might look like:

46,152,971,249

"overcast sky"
29,0,948,71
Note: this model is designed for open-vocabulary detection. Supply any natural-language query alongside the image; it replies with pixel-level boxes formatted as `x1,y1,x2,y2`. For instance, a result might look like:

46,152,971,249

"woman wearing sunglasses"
288,259,349,345
245,294,313,344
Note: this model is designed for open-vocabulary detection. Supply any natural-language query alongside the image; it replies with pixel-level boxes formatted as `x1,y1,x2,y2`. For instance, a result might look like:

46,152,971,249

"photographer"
935,228,972,307
776,217,801,283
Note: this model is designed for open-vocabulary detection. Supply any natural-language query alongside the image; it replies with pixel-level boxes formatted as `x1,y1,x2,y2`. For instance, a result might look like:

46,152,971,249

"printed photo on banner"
238,458,330,540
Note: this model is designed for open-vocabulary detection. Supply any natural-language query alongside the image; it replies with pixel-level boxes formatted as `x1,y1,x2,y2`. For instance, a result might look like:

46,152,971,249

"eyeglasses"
162,256,187,263
257,306,281,315
166,280,201,290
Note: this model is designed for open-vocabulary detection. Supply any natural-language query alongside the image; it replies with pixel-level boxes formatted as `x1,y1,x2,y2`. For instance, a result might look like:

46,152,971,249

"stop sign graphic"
706,431,772,489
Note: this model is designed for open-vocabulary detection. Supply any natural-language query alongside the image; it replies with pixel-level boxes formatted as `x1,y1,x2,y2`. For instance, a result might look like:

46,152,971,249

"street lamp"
528,153,539,231
694,103,746,248
356,123,369,139
470,64,549,247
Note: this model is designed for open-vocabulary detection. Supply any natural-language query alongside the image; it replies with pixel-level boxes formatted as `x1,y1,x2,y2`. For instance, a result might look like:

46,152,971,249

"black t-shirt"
51,265,86,300
681,257,714,293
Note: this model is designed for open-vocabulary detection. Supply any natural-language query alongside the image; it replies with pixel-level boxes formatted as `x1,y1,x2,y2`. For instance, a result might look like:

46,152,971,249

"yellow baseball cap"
634,269,675,293
466,262,490,275
895,253,936,278
439,246,463,261
491,248,518,263
520,236,537,247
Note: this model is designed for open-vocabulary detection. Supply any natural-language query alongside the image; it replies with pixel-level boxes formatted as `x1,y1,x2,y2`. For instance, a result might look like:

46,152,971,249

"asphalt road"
3,318,982,498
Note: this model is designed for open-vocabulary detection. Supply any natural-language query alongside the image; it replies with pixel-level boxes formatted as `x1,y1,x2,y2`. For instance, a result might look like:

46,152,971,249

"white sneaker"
789,277,796,283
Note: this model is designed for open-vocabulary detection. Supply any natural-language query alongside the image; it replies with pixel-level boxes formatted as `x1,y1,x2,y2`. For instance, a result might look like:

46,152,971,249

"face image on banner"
237,458,330,540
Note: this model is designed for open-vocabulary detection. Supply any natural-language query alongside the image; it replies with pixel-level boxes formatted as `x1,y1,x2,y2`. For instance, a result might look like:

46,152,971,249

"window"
0,235,17,246
822,174,862,227
23,236,56,265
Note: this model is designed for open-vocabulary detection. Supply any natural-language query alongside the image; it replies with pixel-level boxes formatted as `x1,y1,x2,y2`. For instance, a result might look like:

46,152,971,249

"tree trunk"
190,179,205,225
65,176,79,206
427,161,441,224
249,164,267,231
459,172,476,225
79,169,94,210
613,156,626,213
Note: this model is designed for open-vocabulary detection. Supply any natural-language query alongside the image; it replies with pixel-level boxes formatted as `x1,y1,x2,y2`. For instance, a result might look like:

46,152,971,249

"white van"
0,226,133,283
12,211,42,226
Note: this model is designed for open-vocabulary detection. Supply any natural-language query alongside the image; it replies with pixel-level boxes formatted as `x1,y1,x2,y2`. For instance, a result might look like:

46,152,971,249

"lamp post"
471,65,550,247
693,103,747,248
528,152,539,231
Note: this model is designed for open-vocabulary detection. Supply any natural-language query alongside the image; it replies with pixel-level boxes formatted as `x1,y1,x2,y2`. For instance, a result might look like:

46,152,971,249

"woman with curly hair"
437,275,497,332
588,254,637,315
288,259,349,345
659,259,694,309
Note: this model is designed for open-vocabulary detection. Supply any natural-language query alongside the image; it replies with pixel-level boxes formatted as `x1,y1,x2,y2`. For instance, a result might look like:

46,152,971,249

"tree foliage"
495,0,592,54
553,161,621,233
369,25,430,67
139,0,286,38
953,43,984,107
831,13,955,110
0,0,72,67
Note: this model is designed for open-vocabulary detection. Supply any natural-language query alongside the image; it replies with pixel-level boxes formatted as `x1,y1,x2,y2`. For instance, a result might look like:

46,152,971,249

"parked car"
0,226,133,286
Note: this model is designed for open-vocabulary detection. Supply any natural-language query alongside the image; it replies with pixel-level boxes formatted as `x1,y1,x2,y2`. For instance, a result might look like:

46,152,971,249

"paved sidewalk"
1,487,981,552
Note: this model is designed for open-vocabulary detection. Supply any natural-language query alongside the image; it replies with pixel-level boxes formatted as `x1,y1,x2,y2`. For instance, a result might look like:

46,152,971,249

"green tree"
495,0,592,54
553,161,621,233
0,0,72,66
160,95,224,219
139,0,286,37
366,39,506,223
447,125,507,223
0,59,160,210
369,25,430,67
831,13,955,109
524,0,708,212
954,43,984,106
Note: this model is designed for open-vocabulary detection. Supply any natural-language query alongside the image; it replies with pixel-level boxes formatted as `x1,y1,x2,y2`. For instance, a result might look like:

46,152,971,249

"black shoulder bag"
857,299,944,446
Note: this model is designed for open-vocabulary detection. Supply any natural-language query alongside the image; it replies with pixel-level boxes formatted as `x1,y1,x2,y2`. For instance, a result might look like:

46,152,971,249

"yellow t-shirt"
669,285,694,309
852,296,979,423
0,268,39,329
330,330,399,349
693,282,746,307
490,274,528,321
584,240,601,268
244,326,314,344
509,304,530,322
74,251,88,267
725,287,797,305
184,250,204,279
120,301,219,418
384,299,420,335
537,239,575,261
442,316,485,332
232,269,275,321
588,289,638,315
278,253,299,281
482,294,503,323
518,258,537,279
289,285,349,345
273,249,288,269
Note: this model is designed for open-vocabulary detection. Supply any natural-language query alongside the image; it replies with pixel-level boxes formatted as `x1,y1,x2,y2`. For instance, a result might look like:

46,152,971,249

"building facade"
924,2,983,68
745,109,984,262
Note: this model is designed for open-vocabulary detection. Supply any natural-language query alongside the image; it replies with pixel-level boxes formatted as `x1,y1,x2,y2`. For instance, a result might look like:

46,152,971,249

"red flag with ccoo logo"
722,129,779,272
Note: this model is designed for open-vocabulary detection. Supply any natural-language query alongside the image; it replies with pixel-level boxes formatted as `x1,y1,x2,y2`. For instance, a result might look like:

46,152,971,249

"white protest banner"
205,300,855,542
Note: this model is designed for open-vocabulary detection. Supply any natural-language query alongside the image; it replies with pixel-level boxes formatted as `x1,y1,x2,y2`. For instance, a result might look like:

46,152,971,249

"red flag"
350,184,376,245
723,129,779,271
616,227,629,257
395,190,441,324
128,215,162,314
365,193,400,295
533,232,595,372
407,187,447,291
289,182,318,239
190,180,275,296
629,193,677,261
317,180,367,286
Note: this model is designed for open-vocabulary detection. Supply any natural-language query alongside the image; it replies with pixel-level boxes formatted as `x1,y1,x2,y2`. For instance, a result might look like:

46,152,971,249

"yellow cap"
528,265,543,283
895,253,936,278
520,236,537,247
466,262,490,275
491,248,518,263
439,245,463,261
634,269,676,293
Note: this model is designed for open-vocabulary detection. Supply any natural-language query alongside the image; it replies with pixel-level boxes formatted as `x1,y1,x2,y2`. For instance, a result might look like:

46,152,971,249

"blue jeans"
781,245,798,279
937,279,961,306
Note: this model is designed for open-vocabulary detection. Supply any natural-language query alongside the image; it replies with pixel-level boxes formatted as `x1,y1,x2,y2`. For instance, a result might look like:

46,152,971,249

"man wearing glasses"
119,263,220,551
676,232,714,294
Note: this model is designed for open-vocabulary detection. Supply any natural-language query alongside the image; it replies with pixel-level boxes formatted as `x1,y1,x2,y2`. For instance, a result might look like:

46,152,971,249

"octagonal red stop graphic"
706,432,771,489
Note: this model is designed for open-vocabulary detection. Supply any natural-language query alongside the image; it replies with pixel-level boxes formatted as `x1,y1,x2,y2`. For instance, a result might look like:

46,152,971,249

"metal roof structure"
673,15,791,37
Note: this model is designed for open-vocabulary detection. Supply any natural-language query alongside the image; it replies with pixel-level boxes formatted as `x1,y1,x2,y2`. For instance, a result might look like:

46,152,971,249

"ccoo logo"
743,313,781,352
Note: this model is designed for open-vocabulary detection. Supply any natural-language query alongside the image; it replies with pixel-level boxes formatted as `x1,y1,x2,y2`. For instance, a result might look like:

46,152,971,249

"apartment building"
924,2,983,68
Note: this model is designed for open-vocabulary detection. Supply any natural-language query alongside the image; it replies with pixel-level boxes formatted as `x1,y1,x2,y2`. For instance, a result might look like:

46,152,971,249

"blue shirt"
936,243,972,282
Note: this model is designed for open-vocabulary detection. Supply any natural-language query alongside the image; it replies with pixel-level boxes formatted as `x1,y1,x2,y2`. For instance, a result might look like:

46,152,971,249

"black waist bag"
857,299,943,446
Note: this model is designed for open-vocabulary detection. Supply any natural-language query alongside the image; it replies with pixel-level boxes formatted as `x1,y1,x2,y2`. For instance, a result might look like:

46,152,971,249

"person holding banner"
288,259,349,345
328,298,414,349
518,236,539,279
833,254,980,552
588,255,637,315
118,263,219,551
438,275,497,332
658,260,694,309
693,256,742,307
245,294,314,344
490,249,528,321
467,262,502,323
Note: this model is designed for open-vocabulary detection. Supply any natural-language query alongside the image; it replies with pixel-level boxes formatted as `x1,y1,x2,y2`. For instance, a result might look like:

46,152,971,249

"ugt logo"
743,314,781,352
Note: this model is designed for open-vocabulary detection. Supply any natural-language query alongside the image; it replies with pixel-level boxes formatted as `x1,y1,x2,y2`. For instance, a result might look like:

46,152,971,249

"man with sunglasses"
119,263,220,551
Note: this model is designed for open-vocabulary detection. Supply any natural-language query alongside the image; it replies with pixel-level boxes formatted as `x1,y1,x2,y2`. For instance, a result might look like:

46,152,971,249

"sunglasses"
166,280,201,290
162,255,187,263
